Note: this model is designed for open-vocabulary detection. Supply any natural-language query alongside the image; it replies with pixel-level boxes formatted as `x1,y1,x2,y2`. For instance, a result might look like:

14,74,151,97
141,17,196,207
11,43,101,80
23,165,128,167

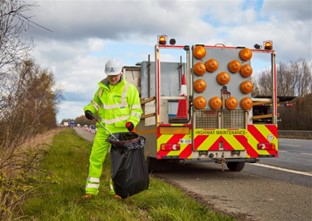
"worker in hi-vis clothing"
83,59,142,199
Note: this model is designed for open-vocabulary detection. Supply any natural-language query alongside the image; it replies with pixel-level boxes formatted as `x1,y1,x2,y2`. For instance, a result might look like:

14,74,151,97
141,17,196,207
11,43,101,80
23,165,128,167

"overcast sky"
26,0,312,123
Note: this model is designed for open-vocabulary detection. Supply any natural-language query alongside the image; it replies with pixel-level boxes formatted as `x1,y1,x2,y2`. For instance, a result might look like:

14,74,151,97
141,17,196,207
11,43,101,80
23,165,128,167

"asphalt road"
74,128,312,221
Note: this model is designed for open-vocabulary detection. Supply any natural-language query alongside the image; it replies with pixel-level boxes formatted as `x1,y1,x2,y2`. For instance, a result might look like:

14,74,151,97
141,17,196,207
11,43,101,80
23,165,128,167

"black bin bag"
107,132,149,199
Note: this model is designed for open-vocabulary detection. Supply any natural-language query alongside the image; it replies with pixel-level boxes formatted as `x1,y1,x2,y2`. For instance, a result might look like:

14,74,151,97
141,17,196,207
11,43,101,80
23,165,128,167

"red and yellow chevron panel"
156,124,192,159
156,124,278,159
194,129,247,151
247,124,278,157
157,133,192,159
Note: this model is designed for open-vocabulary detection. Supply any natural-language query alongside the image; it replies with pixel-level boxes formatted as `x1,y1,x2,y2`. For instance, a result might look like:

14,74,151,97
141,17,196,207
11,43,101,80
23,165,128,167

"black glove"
85,110,94,120
125,122,134,132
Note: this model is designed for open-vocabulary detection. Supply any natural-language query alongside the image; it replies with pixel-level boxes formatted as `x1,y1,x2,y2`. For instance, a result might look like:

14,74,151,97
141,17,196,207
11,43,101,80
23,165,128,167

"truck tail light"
161,144,180,151
257,143,276,150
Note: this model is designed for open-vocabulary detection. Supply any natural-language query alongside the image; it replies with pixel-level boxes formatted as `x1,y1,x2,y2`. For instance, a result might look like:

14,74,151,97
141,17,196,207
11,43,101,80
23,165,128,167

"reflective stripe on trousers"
85,131,110,195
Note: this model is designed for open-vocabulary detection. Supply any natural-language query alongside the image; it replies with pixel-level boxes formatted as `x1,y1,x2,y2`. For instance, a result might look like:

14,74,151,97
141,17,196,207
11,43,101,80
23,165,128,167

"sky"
25,0,312,123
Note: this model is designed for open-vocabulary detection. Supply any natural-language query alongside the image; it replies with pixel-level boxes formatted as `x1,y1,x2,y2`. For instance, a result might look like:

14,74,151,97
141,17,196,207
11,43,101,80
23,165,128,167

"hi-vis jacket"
84,76,142,133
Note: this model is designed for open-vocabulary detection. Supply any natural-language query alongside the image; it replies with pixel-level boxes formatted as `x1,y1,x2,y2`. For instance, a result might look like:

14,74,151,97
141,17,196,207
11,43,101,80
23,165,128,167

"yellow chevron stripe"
196,135,219,150
225,135,245,150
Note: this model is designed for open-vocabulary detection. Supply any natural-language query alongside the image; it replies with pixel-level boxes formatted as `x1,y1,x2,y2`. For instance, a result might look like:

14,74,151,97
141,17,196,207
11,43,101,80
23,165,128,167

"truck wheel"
226,162,245,171
146,156,158,173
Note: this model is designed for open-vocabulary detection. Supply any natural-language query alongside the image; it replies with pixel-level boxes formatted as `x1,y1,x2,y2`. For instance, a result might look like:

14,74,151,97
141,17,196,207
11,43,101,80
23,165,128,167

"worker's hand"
125,122,134,132
85,110,94,120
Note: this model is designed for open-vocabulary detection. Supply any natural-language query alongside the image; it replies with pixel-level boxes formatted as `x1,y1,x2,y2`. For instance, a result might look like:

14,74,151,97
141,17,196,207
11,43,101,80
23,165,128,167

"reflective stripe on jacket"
84,75,142,133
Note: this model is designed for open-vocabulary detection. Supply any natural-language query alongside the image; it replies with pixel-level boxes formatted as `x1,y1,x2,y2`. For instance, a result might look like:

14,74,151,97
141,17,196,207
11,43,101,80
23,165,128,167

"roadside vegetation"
20,128,234,221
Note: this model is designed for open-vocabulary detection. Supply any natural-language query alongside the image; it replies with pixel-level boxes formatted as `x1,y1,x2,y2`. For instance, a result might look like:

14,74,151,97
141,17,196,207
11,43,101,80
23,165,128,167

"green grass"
22,128,235,221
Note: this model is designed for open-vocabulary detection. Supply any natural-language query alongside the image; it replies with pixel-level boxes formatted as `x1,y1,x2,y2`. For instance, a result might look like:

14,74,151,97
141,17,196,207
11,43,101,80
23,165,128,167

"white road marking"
251,163,312,177
300,152,312,156
279,144,301,147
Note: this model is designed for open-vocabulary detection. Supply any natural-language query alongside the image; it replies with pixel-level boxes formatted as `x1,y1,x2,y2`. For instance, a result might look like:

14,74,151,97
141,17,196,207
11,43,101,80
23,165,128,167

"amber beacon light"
264,41,273,50
158,35,167,45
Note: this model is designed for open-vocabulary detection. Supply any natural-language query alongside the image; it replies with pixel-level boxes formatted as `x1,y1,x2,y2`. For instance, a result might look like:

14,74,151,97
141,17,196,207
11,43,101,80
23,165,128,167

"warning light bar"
254,40,273,50
157,34,176,45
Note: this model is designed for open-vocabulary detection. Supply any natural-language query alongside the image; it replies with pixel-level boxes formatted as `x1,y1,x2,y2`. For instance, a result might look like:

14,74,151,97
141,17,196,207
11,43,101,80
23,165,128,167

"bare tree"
294,59,312,97
254,59,312,97
0,0,33,72
0,59,61,219
255,59,312,130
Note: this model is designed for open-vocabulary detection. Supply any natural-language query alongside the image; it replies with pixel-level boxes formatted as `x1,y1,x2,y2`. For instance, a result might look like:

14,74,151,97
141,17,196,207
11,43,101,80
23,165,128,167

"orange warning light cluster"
193,95,253,110
192,46,254,111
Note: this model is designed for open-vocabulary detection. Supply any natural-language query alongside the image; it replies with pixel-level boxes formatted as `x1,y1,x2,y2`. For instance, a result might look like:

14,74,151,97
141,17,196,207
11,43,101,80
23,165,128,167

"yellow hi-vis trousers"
85,129,111,195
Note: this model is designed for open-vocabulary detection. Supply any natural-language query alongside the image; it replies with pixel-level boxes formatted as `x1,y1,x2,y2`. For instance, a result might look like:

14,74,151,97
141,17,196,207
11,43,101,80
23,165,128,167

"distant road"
75,127,94,142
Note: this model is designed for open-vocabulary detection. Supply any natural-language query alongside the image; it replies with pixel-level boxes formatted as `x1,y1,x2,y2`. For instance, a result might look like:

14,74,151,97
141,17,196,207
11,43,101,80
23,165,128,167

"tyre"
226,162,245,172
146,156,158,173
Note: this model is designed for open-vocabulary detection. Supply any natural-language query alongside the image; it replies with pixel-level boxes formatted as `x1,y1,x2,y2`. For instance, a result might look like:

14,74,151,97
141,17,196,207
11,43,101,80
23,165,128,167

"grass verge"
21,128,235,221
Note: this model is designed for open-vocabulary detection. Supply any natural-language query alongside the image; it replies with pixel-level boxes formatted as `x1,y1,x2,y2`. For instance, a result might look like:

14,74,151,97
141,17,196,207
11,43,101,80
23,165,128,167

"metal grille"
195,110,218,128
195,109,246,129
222,110,245,128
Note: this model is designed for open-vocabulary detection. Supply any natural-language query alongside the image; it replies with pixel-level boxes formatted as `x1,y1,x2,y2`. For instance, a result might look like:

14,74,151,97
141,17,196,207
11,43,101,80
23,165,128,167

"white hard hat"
105,59,122,76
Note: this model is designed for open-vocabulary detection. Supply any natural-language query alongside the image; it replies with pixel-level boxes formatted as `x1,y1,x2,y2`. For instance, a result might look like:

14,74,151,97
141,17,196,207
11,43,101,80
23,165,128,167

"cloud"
25,0,312,122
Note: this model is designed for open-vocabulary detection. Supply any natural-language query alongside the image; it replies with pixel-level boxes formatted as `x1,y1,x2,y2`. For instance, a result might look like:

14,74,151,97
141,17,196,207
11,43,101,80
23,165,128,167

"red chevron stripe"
234,135,258,158
179,144,192,159
208,136,235,151
248,125,268,143
194,135,209,150
265,124,278,138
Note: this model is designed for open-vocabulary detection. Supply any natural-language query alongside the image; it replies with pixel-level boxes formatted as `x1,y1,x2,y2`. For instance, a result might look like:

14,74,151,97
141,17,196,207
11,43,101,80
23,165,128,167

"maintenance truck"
124,35,278,172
